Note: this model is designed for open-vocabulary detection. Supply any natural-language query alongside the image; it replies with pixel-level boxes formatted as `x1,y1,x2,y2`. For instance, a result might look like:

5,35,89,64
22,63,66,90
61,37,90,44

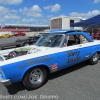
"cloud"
70,10,100,18
93,0,100,4
0,6,20,23
43,5,53,10
11,9,18,12
51,4,61,12
4,14,21,19
0,0,23,5
19,5,42,17
44,4,61,12
0,6,9,15
22,18,36,22
21,18,48,25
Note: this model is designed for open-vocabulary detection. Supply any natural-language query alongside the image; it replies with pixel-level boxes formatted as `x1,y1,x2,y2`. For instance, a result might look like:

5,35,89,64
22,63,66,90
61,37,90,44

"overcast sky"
0,0,100,26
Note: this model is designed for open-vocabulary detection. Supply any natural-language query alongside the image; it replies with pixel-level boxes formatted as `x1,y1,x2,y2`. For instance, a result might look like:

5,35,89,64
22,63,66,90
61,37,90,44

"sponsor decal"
67,50,80,57
50,63,58,72
67,50,81,63
18,56,53,68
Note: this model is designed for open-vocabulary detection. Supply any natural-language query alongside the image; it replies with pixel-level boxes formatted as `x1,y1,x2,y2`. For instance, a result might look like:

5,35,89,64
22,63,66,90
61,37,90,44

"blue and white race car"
0,29,100,90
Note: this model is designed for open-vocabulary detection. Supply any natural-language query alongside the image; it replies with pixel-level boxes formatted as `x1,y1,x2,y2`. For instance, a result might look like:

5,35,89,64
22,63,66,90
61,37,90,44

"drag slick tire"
88,53,99,65
23,67,48,90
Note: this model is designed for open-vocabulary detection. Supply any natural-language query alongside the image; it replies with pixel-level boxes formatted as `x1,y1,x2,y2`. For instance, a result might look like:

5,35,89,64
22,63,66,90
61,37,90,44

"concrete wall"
25,32,35,36
0,31,48,37
0,32,13,36
25,31,46,36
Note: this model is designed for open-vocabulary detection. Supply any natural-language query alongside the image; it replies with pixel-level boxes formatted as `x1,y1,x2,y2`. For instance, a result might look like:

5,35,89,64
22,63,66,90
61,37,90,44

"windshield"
35,34,64,47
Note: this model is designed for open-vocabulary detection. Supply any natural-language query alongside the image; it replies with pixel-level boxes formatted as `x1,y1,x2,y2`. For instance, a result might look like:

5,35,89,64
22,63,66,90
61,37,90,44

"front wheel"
88,53,99,65
23,67,48,90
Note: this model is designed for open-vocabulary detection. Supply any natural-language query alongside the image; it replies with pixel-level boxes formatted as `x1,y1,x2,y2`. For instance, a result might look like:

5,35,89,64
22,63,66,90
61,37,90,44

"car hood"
27,45,52,54
0,45,58,66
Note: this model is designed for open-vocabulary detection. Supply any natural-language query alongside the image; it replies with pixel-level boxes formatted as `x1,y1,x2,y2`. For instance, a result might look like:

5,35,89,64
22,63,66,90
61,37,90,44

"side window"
67,35,80,46
63,34,89,47
79,35,89,44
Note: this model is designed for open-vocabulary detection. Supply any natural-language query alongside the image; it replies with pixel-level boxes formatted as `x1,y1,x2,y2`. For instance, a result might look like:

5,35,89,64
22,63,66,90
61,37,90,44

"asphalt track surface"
0,60,100,100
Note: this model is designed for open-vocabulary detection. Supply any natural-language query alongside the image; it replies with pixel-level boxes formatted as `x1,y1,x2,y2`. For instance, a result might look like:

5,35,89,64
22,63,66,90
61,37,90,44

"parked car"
0,34,8,38
34,32,43,36
7,33,14,37
14,32,26,36
0,29,100,90
0,33,14,38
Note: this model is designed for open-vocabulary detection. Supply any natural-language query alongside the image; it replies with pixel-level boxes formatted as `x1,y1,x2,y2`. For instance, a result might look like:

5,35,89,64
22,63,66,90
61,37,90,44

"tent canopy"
70,14,100,27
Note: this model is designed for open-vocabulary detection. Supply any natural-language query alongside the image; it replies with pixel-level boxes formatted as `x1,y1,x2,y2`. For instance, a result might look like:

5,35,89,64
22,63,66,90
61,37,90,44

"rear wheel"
88,53,99,65
23,67,48,90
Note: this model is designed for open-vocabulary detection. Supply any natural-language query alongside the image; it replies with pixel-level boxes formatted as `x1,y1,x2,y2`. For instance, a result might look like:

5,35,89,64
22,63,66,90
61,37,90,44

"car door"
57,34,92,70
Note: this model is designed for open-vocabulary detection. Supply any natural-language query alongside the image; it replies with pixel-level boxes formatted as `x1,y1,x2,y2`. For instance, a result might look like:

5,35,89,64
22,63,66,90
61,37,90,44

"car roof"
49,29,84,34
48,29,93,42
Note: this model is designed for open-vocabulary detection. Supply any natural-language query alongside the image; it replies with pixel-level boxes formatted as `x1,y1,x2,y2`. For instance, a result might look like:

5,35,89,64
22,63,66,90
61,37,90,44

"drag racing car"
0,29,100,90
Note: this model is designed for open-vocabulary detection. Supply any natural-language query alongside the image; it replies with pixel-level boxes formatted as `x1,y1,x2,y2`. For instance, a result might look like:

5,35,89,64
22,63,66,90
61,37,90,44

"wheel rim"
29,68,43,84
93,53,99,62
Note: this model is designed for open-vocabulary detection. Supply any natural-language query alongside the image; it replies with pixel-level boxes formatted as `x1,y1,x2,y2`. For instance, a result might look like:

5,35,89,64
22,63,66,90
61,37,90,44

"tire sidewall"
90,53,99,65
23,67,48,90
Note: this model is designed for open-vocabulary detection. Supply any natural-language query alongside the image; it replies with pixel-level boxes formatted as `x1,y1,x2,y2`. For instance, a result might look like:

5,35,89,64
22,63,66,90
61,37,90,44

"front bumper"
0,74,12,86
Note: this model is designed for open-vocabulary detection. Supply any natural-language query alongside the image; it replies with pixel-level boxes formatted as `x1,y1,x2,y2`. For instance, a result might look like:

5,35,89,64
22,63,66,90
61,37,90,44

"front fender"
21,62,51,81
1,62,51,83
1,51,59,83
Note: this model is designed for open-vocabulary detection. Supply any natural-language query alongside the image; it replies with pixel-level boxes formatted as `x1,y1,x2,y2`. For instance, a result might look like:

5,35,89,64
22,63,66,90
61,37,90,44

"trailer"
0,36,40,50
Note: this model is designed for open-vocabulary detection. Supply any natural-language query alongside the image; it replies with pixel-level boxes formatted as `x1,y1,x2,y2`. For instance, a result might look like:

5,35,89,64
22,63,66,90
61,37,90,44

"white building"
50,15,83,30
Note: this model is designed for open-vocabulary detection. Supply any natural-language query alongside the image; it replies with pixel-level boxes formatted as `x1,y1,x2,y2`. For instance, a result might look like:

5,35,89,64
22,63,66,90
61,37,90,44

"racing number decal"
67,50,81,63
